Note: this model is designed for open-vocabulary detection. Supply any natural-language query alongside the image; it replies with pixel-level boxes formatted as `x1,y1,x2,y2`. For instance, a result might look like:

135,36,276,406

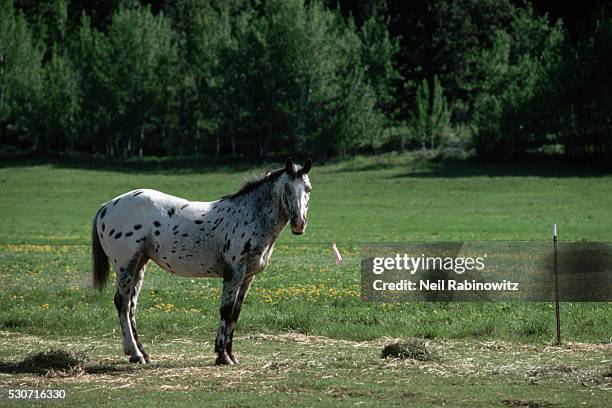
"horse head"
282,157,312,235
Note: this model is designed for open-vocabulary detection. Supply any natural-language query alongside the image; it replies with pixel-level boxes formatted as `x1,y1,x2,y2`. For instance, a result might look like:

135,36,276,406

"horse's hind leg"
129,259,150,363
114,253,148,364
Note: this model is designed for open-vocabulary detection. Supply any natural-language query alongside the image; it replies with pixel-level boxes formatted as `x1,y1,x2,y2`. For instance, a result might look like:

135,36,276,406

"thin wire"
0,239,608,246
0,240,539,246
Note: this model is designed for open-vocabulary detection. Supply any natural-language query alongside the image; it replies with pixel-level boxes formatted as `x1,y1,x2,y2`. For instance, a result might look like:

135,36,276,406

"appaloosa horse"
91,158,312,365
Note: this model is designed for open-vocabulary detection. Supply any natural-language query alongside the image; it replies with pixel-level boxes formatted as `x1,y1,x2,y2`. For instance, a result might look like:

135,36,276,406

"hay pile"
20,349,88,370
0,348,89,376
381,338,438,361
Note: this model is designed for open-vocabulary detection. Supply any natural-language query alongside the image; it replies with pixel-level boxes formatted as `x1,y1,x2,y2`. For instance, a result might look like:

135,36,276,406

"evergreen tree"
40,47,79,151
105,6,177,157
0,0,44,150
472,7,564,158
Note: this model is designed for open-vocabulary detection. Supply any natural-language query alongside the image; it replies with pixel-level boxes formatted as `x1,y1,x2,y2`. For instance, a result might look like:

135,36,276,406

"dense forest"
0,0,610,160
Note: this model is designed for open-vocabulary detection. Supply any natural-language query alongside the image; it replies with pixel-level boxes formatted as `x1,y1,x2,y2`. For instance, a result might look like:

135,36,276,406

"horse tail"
92,206,110,291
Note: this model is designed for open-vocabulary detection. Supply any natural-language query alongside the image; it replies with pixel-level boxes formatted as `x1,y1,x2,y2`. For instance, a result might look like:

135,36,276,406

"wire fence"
2,239,611,305
1,223,610,247
0,239,597,246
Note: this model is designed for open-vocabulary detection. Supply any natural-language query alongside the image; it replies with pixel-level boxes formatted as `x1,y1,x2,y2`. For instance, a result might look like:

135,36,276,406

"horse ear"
301,157,312,174
285,157,294,175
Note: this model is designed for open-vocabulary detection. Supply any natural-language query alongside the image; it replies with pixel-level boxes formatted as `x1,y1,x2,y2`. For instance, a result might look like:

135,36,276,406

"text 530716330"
5,389,66,399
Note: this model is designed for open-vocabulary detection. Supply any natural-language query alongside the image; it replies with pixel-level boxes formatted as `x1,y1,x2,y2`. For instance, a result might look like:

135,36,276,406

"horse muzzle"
291,220,306,235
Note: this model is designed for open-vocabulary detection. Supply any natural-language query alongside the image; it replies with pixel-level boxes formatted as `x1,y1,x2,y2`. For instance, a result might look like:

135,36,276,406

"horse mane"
223,167,286,199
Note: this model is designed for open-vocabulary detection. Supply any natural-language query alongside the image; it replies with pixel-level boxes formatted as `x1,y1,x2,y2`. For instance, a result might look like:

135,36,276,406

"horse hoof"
129,355,146,364
143,355,151,364
215,354,234,366
228,354,239,364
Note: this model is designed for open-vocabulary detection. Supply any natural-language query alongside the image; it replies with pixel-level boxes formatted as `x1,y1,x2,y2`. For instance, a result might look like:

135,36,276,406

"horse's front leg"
215,266,245,365
225,275,255,364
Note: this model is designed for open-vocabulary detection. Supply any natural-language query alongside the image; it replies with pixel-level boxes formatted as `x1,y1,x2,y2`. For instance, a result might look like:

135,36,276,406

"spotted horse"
91,158,312,365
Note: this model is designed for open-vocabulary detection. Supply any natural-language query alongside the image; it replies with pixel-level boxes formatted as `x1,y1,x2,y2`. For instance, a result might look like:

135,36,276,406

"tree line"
1,0,610,161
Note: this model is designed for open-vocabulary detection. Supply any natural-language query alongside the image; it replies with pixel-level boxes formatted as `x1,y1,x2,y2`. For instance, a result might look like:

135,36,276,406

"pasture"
0,154,611,406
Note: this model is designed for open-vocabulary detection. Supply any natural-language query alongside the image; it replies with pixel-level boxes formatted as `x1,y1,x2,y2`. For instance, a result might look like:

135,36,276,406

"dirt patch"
527,364,578,378
501,399,557,408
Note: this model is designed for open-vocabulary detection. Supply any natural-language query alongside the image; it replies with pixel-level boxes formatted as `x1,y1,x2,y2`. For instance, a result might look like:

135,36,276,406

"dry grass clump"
2,348,89,376
20,348,88,371
381,338,438,361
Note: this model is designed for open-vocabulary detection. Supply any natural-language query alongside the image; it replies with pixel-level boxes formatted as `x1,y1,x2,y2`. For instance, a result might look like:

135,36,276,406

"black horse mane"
223,167,286,199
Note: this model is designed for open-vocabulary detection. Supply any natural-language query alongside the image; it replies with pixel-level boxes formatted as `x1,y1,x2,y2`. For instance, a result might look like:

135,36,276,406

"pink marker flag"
332,241,342,265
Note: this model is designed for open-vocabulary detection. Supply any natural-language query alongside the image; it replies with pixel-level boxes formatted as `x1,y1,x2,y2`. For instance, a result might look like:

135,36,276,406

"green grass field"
0,154,611,406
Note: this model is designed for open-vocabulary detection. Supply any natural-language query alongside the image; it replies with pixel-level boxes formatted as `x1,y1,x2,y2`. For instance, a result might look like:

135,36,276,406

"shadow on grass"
0,153,294,175
0,347,216,376
3,152,612,178
332,160,404,173
325,150,612,178
0,348,138,375
0,360,223,375
0,361,130,375
389,158,612,179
